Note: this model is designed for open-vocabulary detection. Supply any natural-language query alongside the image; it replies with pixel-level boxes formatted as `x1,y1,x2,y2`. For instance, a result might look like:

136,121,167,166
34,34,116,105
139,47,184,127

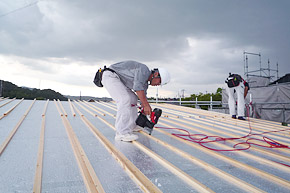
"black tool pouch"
226,74,242,88
93,68,104,87
93,66,116,87
227,79,240,88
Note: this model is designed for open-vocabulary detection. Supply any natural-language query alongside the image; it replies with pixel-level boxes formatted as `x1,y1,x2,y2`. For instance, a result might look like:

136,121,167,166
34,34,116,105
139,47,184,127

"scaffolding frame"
243,51,279,82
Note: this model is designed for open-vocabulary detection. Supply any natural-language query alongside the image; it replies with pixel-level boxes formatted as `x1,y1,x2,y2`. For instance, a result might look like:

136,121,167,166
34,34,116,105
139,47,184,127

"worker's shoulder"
114,60,149,69
111,60,145,66
123,60,147,66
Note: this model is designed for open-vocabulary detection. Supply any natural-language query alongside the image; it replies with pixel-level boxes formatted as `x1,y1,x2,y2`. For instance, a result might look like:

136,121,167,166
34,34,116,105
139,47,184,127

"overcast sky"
0,0,289,98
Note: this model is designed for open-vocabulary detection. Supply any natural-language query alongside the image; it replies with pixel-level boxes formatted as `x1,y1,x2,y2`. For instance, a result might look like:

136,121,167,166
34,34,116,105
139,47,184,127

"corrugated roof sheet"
0,98,290,192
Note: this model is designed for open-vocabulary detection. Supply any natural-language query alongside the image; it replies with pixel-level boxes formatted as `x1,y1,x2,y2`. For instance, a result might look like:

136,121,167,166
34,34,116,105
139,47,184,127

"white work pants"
102,71,138,135
226,83,245,117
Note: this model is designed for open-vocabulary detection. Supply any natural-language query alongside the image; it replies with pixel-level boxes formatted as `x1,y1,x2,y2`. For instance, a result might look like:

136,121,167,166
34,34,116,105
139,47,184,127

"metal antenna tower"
181,89,185,98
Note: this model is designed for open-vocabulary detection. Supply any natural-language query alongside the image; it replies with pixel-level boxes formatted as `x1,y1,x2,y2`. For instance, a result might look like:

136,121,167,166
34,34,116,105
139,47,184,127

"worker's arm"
136,90,152,115
244,86,249,98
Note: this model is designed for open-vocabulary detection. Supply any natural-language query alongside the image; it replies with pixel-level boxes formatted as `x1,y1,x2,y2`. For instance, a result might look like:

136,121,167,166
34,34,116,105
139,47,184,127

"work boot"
238,116,246,120
232,115,236,119
133,126,143,132
115,133,138,142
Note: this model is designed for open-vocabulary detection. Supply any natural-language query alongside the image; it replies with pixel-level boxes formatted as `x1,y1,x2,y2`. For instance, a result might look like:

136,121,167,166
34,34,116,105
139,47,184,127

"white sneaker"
133,126,143,132
115,133,138,142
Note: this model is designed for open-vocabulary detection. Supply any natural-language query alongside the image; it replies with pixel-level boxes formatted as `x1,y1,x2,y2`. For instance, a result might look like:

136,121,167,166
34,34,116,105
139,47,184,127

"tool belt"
225,74,242,88
93,66,115,87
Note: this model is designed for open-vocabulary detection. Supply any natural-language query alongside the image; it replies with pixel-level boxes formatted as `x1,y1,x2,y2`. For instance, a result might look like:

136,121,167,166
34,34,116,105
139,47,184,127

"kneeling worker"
225,73,250,120
101,61,170,142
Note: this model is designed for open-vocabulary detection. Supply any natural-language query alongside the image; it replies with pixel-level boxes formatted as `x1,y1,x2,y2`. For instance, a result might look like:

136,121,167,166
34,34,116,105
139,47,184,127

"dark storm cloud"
1,1,287,59
0,0,289,95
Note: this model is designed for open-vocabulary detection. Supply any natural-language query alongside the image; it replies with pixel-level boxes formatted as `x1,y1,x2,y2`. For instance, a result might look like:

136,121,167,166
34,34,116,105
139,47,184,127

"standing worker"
225,73,250,120
98,61,170,142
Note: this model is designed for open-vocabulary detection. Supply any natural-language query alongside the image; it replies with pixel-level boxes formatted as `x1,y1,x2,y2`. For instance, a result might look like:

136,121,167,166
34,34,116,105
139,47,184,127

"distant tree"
182,87,222,110
2,80,67,100
212,87,222,101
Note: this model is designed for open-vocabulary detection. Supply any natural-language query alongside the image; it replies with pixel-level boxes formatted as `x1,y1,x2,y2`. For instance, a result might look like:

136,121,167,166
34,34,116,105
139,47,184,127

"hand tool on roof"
136,108,162,135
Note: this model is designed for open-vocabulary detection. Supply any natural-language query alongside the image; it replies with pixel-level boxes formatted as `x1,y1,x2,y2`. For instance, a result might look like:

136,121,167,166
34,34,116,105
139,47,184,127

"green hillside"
0,80,67,101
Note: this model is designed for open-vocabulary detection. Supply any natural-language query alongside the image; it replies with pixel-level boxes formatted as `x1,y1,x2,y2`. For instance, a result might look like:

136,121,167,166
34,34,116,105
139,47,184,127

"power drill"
135,108,162,135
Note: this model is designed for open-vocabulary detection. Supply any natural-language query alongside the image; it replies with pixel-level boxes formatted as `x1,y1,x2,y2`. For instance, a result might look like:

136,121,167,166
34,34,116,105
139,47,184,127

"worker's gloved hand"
143,104,152,115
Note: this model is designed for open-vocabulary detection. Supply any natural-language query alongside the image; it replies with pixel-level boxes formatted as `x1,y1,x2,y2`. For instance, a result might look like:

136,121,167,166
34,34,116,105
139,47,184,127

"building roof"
0,98,290,192
270,73,290,85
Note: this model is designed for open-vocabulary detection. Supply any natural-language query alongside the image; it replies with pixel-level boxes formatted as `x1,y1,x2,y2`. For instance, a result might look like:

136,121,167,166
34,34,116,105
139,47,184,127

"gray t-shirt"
109,61,151,91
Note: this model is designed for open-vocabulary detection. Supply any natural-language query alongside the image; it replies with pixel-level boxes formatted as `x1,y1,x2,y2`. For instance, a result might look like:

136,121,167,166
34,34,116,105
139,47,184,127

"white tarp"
247,76,270,87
